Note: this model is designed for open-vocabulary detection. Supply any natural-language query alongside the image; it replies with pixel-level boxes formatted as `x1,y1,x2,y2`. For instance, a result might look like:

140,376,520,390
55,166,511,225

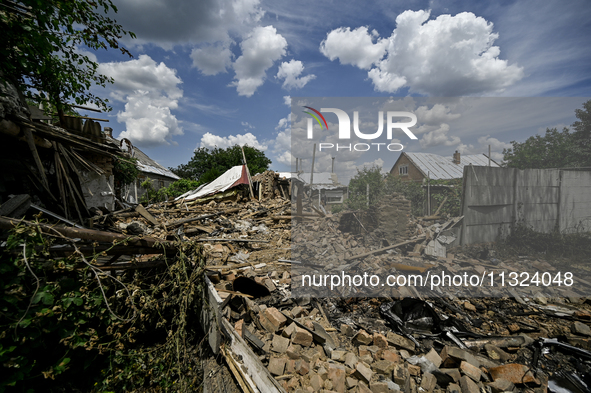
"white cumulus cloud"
419,124,461,148
191,44,233,75
415,104,462,125
117,92,183,147
276,60,316,89
320,26,388,69
231,26,288,96
98,55,184,147
322,10,524,95
458,135,512,161
199,132,268,150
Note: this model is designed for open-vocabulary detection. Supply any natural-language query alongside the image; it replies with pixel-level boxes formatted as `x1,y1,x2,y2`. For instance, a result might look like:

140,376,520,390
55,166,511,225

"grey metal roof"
404,152,499,180
132,147,180,180
105,135,180,180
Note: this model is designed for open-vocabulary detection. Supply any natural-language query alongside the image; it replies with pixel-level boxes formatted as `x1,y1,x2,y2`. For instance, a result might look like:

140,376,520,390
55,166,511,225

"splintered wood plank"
136,204,162,227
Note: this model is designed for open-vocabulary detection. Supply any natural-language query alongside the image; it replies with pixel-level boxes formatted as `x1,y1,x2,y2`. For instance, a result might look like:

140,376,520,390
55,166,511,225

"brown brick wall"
390,154,424,182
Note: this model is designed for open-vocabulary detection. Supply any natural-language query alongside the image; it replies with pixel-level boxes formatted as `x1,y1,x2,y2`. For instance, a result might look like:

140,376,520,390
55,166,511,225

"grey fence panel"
460,167,591,245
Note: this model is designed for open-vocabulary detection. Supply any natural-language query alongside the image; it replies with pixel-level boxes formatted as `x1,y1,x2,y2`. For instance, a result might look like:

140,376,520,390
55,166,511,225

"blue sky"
78,0,591,184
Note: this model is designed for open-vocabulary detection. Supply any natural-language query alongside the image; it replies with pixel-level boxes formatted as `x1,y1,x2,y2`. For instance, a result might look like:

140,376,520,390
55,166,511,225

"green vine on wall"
113,156,140,186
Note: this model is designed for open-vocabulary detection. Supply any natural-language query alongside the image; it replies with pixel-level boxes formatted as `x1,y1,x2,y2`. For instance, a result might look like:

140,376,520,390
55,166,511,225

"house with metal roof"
103,128,180,203
390,151,500,182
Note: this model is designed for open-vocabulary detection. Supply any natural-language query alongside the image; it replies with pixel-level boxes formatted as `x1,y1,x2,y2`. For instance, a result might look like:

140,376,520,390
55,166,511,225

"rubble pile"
3,174,591,393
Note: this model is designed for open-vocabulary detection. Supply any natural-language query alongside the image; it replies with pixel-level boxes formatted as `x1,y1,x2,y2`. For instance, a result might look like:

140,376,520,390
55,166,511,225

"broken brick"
460,360,481,382
372,332,388,348
263,307,287,331
291,326,313,347
353,330,373,346
488,363,539,385
268,357,286,376
353,362,373,384
421,372,437,393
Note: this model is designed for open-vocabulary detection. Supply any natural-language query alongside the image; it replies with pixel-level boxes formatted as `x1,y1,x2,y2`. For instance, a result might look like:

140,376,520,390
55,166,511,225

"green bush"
384,175,425,216
0,222,206,392
140,178,202,204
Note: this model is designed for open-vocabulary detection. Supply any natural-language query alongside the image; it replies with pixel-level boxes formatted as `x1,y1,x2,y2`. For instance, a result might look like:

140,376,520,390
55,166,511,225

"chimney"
453,150,461,164
103,127,113,138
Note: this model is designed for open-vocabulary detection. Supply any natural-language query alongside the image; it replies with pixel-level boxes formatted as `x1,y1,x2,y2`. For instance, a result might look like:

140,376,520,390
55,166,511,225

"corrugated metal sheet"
405,152,499,180
132,147,180,180
177,165,249,201
106,135,180,180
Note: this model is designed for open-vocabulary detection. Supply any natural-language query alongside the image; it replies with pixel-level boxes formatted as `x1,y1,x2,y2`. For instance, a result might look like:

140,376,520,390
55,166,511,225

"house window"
158,179,165,189
324,190,343,204
399,165,408,175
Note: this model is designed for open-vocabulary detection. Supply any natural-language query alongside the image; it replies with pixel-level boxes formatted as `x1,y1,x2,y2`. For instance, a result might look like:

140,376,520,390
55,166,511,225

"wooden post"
296,186,303,225
24,127,49,190
310,144,316,186
240,146,255,200
427,171,431,216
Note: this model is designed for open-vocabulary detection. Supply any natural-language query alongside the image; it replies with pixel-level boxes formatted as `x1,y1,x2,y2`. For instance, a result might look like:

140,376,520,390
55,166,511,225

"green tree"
345,166,386,211
502,100,591,169
571,99,591,166
502,127,577,169
171,145,271,182
0,0,135,118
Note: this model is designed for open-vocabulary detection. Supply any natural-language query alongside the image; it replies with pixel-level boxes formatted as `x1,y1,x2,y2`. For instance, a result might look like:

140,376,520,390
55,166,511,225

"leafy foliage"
0,0,135,113
342,167,462,217
502,127,577,169
113,156,139,187
503,100,591,169
428,178,463,217
171,145,271,182
497,223,591,261
345,166,386,211
0,222,206,392
139,178,202,204
571,99,591,167
384,175,426,217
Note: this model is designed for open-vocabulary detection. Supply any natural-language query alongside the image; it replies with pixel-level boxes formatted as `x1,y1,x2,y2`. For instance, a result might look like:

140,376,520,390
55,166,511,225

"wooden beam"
59,114,109,122
166,208,240,228
135,204,162,228
0,216,178,249
23,127,49,190
241,146,255,200
69,104,103,113
344,235,426,261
